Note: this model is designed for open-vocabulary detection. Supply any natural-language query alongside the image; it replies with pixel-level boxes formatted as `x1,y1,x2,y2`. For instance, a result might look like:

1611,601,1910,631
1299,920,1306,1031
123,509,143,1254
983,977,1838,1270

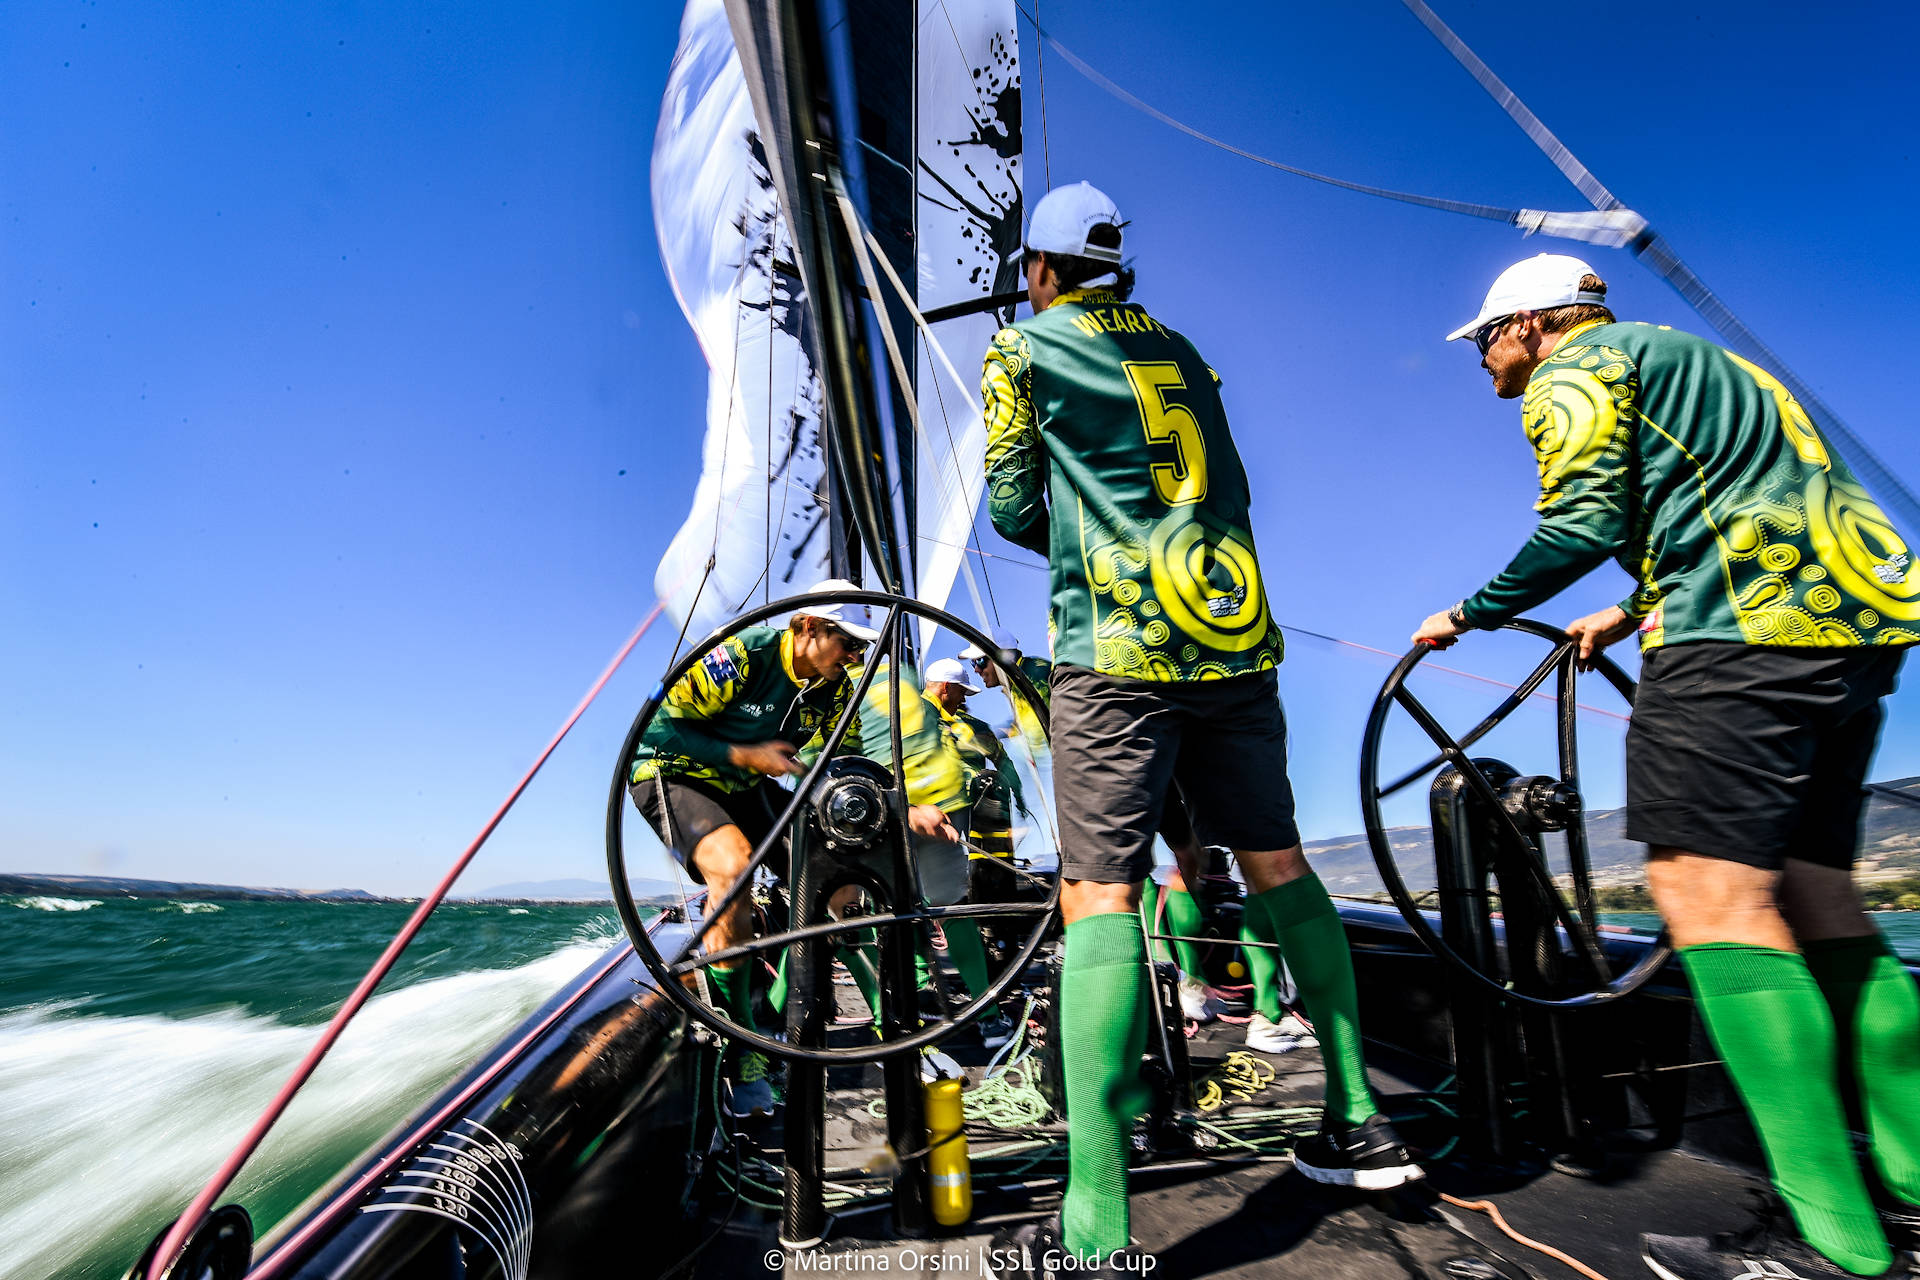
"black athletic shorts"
1625,642,1905,870
631,774,790,874
1049,665,1300,884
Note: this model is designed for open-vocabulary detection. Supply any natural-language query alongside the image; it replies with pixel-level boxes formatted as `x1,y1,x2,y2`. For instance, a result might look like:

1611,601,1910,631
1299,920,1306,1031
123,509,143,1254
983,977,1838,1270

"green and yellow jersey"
852,662,970,816
1004,652,1052,757
925,690,1024,833
1461,321,1916,648
631,626,858,793
983,289,1284,681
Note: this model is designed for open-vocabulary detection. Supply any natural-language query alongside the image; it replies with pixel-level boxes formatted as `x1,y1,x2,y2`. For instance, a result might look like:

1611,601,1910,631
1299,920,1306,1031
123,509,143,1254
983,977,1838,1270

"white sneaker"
1275,1012,1318,1049
1244,1012,1300,1054
1178,976,1221,1024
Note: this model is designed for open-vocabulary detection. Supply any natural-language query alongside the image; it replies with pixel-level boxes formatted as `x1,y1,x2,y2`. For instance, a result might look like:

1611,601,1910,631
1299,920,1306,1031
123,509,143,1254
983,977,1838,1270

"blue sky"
4,2,1916,896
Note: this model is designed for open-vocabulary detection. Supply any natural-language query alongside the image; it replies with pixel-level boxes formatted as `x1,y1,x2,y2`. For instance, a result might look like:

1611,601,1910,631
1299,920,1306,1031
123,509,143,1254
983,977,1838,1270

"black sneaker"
1291,1113,1424,1190
1644,1195,1905,1280
983,1220,1153,1279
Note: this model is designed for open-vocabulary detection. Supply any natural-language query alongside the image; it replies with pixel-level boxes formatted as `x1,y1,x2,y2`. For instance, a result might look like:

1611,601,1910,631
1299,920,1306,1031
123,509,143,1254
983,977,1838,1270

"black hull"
251,924,711,1280
242,905,1894,1280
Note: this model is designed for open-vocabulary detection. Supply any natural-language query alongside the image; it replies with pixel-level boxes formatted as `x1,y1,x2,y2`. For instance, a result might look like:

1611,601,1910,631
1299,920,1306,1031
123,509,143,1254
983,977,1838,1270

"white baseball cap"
959,626,1021,661
1018,182,1125,262
925,657,982,693
792,578,881,642
1445,253,1607,342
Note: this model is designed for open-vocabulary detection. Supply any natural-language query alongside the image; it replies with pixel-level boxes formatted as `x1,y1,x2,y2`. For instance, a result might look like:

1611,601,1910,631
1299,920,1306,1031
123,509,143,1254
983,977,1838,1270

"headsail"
651,0,832,636
911,0,1023,625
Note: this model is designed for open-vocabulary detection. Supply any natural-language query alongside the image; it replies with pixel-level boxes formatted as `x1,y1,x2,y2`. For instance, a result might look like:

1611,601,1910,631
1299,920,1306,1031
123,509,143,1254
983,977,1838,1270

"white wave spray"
0,939,616,1280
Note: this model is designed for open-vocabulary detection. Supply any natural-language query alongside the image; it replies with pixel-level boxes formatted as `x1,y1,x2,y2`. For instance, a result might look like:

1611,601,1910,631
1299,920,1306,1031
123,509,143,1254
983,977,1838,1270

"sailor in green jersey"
981,182,1418,1276
924,656,1022,1048
1144,792,1315,1055
631,580,961,1116
961,625,1053,757
1416,255,1917,1280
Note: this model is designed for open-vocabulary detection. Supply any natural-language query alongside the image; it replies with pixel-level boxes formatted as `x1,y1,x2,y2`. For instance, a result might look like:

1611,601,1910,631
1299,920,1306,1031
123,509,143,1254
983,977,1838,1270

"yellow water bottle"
924,1076,971,1225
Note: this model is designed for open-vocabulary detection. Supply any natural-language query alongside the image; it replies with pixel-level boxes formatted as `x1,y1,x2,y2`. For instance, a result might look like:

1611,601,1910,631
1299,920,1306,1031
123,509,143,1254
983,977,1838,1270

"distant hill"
0,872,394,903
1306,775,1920,896
460,877,687,903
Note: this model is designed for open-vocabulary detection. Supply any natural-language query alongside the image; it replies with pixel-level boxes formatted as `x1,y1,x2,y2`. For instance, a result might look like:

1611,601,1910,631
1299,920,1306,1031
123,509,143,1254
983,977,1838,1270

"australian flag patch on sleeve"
701,644,741,688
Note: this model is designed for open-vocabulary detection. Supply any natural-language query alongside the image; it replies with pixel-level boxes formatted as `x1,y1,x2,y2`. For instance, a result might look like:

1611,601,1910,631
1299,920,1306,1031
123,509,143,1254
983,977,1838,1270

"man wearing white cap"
630,579,954,1116
922,656,1022,1048
982,183,1417,1277
1415,257,1917,1280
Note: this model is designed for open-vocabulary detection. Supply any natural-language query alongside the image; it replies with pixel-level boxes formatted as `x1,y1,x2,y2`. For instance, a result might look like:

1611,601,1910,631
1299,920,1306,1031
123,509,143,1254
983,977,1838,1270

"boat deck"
689,973,1762,1280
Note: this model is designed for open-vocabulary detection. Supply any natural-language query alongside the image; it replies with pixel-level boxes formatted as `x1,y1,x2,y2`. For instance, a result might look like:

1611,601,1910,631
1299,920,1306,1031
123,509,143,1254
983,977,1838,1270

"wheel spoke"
668,901,1053,975
608,588,1063,1062
1390,683,1612,984
1378,644,1567,798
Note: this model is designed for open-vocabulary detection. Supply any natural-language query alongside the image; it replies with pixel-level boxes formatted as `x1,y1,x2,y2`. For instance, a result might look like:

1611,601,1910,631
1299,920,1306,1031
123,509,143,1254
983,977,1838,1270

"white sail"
912,0,1022,626
652,0,831,637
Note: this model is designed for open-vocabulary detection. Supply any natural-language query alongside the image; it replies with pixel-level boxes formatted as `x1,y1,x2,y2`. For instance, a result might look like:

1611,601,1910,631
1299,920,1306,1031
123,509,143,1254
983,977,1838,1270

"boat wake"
0,938,616,1280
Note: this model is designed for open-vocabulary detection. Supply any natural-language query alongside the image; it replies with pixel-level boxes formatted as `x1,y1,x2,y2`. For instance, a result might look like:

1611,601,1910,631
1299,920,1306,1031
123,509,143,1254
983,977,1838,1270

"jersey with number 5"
982,288,1283,681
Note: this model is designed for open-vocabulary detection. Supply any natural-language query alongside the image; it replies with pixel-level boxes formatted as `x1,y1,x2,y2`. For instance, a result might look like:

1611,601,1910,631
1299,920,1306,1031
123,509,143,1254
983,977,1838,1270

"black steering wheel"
1360,618,1671,1008
606,588,1058,1063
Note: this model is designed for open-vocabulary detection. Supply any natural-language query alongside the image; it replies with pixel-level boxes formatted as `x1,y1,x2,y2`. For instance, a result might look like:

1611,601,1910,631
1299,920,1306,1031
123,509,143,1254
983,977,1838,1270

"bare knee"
1061,878,1140,927
1645,848,1794,951
1236,845,1309,895
693,825,753,891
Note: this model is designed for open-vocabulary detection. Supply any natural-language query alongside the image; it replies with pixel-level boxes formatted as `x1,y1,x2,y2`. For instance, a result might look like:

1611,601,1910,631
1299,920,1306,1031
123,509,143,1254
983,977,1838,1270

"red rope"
146,603,664,1280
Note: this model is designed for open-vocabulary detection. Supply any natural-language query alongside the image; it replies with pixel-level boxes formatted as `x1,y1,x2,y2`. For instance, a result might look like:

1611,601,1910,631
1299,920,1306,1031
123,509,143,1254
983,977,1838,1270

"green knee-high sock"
1060,911,1152,1261
769,946,883,1026
768,952,788,1018
1805,934,1920,1204
1253,874,1375,1127
841,944,883,1026
943,919,1000,1019
708,961,758,1036
1139,878,1174,966
1164,888,1205,980
1239,903,1282,1022
1682,943,1890,1274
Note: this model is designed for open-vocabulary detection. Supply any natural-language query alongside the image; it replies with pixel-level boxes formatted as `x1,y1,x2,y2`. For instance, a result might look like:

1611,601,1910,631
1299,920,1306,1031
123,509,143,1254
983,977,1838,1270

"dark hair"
1535,273,1615,332
1042,223,1135,299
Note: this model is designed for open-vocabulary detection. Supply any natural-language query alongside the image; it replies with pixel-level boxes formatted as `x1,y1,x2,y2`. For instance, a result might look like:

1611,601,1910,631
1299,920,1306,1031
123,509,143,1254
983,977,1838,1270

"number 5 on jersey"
1124,360,1208,507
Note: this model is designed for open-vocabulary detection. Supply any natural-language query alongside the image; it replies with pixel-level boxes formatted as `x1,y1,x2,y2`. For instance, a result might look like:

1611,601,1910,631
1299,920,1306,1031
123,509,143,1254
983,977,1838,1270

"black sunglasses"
1473,314,1516,357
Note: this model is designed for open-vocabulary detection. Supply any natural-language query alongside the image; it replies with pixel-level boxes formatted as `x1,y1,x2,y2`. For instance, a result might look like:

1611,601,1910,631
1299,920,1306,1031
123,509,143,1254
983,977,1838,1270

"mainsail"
652,0,1021,636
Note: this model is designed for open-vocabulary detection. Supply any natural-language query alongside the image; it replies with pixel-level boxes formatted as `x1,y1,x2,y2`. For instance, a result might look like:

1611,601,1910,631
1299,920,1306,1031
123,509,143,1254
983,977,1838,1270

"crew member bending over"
1415,255,1917,1280
630,581,956,1116
984,182,1419,1278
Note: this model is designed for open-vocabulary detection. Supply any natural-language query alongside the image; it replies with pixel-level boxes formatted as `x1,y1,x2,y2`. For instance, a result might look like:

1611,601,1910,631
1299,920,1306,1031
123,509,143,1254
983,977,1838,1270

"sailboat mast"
723,0,913,596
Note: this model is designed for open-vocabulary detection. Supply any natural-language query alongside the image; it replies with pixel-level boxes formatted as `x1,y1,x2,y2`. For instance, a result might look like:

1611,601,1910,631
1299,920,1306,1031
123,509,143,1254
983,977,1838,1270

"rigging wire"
920,314,1004,626
145,604,667,1280
1399,0,1920,538
1012,5,1547,231
1029,0,1051,189
835,192,996,633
